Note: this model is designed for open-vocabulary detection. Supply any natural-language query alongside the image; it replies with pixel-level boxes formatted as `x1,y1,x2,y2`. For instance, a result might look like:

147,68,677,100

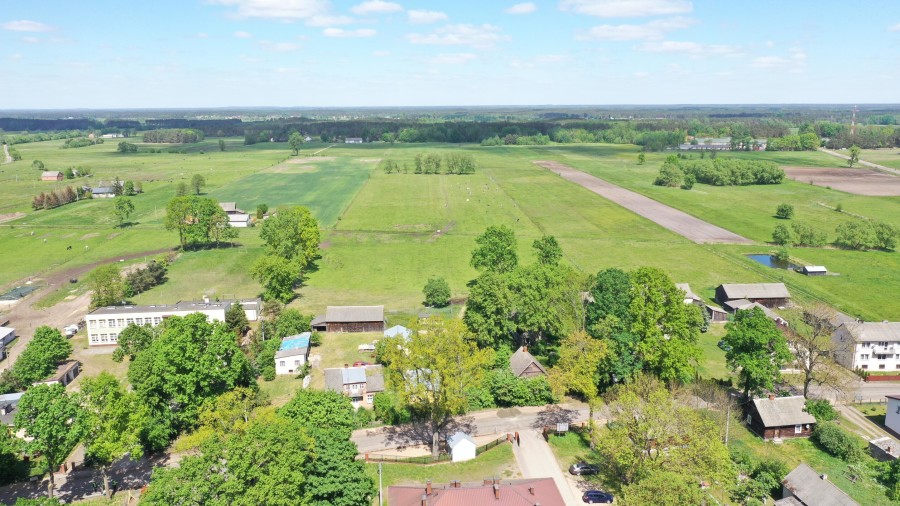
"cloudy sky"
2,0,899,109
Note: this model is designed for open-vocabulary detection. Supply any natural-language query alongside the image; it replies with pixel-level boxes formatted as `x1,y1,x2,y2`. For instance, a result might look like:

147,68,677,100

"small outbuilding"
34,360,80,387
779,463,859,506
869,436,900,462
41,171,64,182
746,394,816,441
801,265,827,276
0,326,15,347
447,431,477,462
510,346,547,378
91,187,116,198
345,137,363,144
384,325,411,339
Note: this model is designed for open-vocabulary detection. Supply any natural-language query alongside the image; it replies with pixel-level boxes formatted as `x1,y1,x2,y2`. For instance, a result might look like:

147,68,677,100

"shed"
716,283,791,308
312,305,385,332
91,187,116,198
746,395,816,441
274,332,311,375
510,346,547,378
706,305,729,323
0,326,15,347
0,392,24,427
801,266,827,276
34,360,80,387
781,463,859,505
447,431,476,462
41,171,64,181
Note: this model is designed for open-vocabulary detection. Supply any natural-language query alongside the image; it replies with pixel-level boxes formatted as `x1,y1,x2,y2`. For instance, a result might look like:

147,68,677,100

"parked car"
352,361,371,367
582,490,614,504
569,462,600,476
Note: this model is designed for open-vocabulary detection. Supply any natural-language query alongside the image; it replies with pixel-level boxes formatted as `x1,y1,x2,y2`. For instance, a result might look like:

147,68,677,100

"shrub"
423,277,451,307
775,203,794,219
653,157,683,187
835,221,875,250
791,222,826,247
772,224,793,246
812,421,865,462
680,173,695,190
804,398,838,422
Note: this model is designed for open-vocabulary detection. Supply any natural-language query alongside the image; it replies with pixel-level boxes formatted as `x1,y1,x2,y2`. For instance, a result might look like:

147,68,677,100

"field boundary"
534,161,753,245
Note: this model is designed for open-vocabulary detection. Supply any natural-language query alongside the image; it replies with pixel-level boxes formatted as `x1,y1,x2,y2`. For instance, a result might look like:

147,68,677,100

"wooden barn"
311,305,385,333
746,395,815,441
716,283,791,308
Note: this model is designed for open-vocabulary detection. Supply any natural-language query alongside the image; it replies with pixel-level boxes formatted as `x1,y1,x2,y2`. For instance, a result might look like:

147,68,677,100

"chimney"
420,494,428,506
493,483,500,500
344,363,349,368
452,480,461,488
483,478,493,486
523,345,528,353
202,295,210,304
426,480,432,495
768,393,775,400
529,486,535,496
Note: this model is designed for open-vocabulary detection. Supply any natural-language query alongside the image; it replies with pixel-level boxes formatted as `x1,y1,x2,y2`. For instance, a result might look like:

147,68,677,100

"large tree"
111,323,156,362
533,235,563,266
128,313,255,435
12,326,72,385
190,174,206,195
80,373,149,499
288,131,304,155
470,225,518,273
113,196,134,227
788,304,853,399
258,206,320,267
463,270,516,347
251,254,300,303
15,384,86,498
87,264,124,308
723,307,792,399
549,331,608,444
380,317,491,457
163,195,232,249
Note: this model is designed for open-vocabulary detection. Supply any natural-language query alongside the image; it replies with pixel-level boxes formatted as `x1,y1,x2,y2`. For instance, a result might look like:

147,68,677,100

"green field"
859,148,900,170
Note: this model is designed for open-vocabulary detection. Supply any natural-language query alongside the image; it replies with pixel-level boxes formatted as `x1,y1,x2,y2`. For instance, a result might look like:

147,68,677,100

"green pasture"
858,148,900,170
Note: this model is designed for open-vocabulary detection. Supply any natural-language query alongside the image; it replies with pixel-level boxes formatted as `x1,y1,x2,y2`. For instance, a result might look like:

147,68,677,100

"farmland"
1,139,899,325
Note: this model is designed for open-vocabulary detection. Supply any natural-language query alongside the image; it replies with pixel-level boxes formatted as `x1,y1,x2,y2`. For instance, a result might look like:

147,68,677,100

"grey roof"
782,463,859,506
719,283,791,300
41,171,62,177
88,298,256,316
731,302,787,323
676,283,702,302
724,298,754,311
0,392,23,426
510,347,547,377
841,321,900,343
869,436,900,459
92,187,115,194
274,346,309,360
219,202,237,212
774,497,805,506
384,325,411,338
447,431,475,449
324,305,384,323
324,365,384,393
366,367,385,393
751,396,816,427
829,311,858,329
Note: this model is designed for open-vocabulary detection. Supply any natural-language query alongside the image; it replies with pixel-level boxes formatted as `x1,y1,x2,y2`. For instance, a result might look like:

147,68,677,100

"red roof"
389,478,565,506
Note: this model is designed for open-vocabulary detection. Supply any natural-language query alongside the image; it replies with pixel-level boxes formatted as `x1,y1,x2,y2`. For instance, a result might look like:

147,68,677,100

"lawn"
698,324,730,380
858,148,900,171
306,331,381,390
365,442,520,505
856,402,888,427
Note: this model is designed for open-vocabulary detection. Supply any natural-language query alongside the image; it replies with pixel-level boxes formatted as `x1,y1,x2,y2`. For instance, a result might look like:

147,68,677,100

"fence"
363,435,509,465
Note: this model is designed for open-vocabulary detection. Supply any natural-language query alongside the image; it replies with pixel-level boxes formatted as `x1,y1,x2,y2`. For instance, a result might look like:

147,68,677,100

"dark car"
569,462,601,476
582,490,614,504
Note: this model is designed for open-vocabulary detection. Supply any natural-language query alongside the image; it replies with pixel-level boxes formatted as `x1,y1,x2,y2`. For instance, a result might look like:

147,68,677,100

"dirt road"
534,161,753,245
818,148,900,177
1,143,11,164
512,429,582,505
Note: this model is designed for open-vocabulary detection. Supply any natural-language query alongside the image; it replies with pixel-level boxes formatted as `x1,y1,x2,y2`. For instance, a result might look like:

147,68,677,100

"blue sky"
2,0,899,108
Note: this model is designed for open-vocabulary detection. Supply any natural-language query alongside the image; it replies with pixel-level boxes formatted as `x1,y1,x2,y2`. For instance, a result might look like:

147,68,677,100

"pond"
746,254,800,271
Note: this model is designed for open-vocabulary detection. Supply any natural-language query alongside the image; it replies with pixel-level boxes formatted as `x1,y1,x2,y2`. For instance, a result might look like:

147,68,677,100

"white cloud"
208,0,330,21
21,36,42,44
582,16,695,40
10,53,22,60
258,40,301,52
323,27,377,37
506,2,537,14
431,53,477,64
194,32,210,38
637,40,742,57
633,71,650,78
751,47,806,69
351,0,403,15
407,24,510,49
765,40,775,48
560,0,692,17
407,10,447,24
306,15,353,27
234,31,253,38
890,23,900,32
1,20,54,32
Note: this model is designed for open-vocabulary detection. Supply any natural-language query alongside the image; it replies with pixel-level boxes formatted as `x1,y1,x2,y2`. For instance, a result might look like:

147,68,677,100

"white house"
275,333,311,375
886,395,900,437
345,137,363,144
832,321,900,371
447,431,477,462
85,298,260,346
0,326,15,347
219,202,251,228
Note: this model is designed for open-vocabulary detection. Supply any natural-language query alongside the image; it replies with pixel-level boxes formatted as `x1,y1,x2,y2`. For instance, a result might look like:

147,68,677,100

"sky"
1,0,899,109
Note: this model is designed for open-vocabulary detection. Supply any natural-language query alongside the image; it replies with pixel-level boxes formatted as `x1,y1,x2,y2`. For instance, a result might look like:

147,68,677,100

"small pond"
746,254,800,271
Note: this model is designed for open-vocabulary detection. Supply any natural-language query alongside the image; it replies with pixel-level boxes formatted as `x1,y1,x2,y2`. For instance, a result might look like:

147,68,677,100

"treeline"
380,153,477,174
1,130,93,145
142,129,205,144
32,187,81,210
0,117,98,131
766,133,820,151
772,219,898,251
655,156,784,187
61,137,104,149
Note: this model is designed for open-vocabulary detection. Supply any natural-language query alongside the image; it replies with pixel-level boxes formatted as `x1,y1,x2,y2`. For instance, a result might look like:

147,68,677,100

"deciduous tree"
723,307,792,399
470,225,518,273
12,326,72,385
288,131,303,155
848,145,860,167
788,304,853,399
423,277,451,307
258,206,321,267
190,174,206,195
113,196,134,226
87,264,124,308
549,331,607,443
532,235,562,266
251,254,299,303
111,324,156,362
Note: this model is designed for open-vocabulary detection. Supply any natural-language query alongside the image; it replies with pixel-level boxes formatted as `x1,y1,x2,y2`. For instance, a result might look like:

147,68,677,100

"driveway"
512,428,582,505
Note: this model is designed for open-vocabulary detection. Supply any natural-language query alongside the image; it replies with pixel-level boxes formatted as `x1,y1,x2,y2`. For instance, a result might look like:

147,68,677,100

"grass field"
859,148,900,170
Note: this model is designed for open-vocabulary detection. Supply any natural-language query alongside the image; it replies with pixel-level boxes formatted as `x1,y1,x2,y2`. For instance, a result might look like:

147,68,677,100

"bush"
812,421,866,462
353,407,374,429
653,157,683,187
835,221,875,250
680,173,695,190
484,369,556,407
423,277,451,307
372,391,411,425
775,203,794,219
805,398,838,422
791,222,826,247
772,224,793,246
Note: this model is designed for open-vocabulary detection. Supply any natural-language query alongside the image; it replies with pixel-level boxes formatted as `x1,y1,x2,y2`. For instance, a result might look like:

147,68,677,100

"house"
885,395,900,438
85,297,261,346
869,436,900,461
0,326,15,347
91,187,116,198
509,346,547,378
801,265,827,276
324,365,384,407
218,202,251,228
384,324,411,339
275,332,311,375
0,392,23,428
345,137,363,144
724,300,789,328
678,137,732,151
389,478,566,506
777,463,859,506
716,283,791,308
41,171,63,181
676,283,704,306
447,431,476,462
311,306,385,333
831,321,900,371
34,360,80,387
745,394,816,441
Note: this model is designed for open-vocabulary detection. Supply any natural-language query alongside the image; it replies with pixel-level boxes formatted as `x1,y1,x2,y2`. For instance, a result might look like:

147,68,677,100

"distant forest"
1,105,899,150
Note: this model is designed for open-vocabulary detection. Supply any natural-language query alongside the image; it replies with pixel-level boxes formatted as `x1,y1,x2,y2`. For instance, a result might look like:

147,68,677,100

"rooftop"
324,365,384,393
389,478,565,506
89,298,258,316
384,324,412,339
841,321,900,343
325,305,385,323
509,346,547,377
676,283,702,302
719,283,791,300
447,431,475,450
0,392,23,426
782,463,859,506
751,395,816,427
279,332,311,351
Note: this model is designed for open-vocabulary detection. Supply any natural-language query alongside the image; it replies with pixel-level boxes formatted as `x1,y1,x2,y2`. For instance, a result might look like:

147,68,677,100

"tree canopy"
164,195,233,249
258,206,320,268
723,307,792,399
87,264,124,308
12,326,72,385
470,225,518,273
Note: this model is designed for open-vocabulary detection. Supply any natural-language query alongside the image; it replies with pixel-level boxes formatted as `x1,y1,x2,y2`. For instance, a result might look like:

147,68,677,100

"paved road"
818,148,900,176
512,428,582,505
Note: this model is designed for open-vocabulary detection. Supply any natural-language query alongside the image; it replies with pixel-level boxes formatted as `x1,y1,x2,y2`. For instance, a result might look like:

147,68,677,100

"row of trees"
377,152,477,174
250,206,321,303
31,187,81,210
766,132,820,151
773,219,898,251
142,129,204,144
61,137,103,149
655,156,784,188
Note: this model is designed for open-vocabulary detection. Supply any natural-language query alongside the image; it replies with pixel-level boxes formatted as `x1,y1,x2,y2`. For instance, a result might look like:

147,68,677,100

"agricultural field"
858,148,900,171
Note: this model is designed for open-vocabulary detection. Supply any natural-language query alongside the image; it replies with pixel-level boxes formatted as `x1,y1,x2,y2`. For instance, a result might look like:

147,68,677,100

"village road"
512,428,583,505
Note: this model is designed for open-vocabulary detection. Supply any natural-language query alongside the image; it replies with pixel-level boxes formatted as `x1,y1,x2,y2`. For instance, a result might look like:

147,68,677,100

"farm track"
534,161,754,245
1,143,10,164
818,148,900,177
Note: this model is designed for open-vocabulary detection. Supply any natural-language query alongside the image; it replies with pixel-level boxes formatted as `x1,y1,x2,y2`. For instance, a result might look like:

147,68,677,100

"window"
153,317,161,325
862,365,869,370
861,354,870,360
880,364,886,370
126,318,134,325
862,342,871,348
367,394,374,403
794,424,802,434
108,319,115,327
294,360,301,366
90,334,99,343
136,318,143,325
100,334,108,342
117,319,125,327
896,406,900,415
279,361,285,367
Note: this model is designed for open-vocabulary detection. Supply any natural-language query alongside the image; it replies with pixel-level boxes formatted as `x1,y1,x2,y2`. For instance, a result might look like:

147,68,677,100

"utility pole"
724,402,731,445
378,462,383,506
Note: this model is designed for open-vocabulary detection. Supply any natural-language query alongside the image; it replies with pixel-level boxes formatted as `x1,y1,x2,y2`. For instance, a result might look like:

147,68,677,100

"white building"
885,397,900,439
345,137,363,144
275,333,311,375
85,298,260,346
832,321,900,371
0,326,15,347
447,431,477,462
219,202,251,228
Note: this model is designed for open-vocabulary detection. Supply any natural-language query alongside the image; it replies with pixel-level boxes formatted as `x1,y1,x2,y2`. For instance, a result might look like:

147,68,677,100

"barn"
745,395,815,441
716,283,791,308
311,305,385,333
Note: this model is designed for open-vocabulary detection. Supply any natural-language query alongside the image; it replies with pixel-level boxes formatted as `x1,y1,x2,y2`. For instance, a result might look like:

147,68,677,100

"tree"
533,235,563,266
787,304,853,399
256,203,268,219
772,223,793,245
470,225,518,273
190,174,206,195
15,384,86,498
805,398,839,422
274,308,312,339
251,255,300,303
723,307,792,399
225,302,250,337
164,195,231,249
116,141,137,153
835,220,875,250
288,131,304,155
0,428,25,485
31,160,44,170
113,196,134,227
280,390,355,438
259,206,321,267
549,331,608,444
462,271,516,347
873,221,899,250
111,324,156,362
128,313,255,435
637,152,646,165
586,268,642,385
653,156,683,187
64,167,75,179
218,139,226,152
775,203,794,219
423,277,451,307
87,264,124,308
80,373,148,499
123,180,135,196
380,317,491,457
12,326,73,385
848,145,860,167
620,470,706,506
175,181,188,197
